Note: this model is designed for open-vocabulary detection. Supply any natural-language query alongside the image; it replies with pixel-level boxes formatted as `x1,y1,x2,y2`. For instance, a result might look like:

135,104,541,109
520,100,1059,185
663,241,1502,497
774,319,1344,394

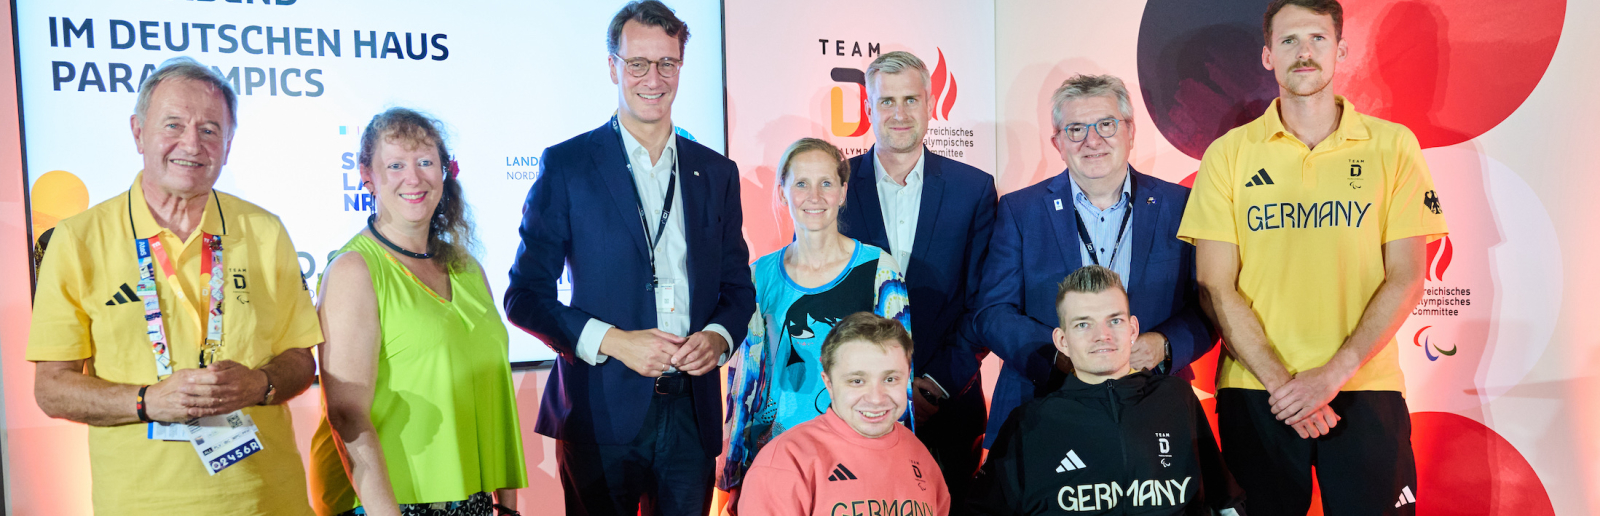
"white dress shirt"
575,124,732,366
874,149,949,397
873,149,926,272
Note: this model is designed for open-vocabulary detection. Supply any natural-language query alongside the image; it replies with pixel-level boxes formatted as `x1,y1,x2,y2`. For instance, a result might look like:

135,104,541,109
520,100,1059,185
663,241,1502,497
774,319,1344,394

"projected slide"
18,0,727,364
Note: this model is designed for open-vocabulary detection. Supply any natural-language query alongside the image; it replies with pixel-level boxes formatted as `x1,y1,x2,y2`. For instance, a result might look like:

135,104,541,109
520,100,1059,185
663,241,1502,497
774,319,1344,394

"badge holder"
134,230,264,475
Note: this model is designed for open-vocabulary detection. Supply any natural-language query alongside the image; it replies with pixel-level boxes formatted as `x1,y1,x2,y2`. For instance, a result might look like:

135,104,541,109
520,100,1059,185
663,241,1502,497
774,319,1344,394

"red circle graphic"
1336,0,1564,148
1411,411,1554,515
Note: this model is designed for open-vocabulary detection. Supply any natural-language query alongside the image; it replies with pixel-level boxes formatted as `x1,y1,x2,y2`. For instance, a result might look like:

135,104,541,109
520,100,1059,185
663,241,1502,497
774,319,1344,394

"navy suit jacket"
974,168,1215,447
505,121,755,453
840,146,997,396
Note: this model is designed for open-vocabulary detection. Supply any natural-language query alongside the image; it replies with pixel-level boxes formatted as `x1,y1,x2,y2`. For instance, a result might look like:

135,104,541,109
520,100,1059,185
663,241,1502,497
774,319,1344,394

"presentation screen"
18,0,728,365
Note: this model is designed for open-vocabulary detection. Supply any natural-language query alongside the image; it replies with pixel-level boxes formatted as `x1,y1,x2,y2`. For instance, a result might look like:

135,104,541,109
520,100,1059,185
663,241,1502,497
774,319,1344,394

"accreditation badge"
184,409,264,475
655,280,678,313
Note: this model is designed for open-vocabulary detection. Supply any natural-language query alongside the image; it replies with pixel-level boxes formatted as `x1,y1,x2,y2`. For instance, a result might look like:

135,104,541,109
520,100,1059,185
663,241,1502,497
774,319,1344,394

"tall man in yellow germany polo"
1179,1,1449,514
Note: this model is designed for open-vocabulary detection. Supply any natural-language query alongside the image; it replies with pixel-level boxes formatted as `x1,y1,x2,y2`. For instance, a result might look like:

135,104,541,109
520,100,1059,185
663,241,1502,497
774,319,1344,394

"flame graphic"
1425,235,1454,281
928,48,958,121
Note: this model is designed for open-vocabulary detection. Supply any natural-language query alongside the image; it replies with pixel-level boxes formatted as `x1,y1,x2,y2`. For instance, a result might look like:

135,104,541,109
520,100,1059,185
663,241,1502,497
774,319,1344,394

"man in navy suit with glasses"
505,2,754,515
974,73,1217,450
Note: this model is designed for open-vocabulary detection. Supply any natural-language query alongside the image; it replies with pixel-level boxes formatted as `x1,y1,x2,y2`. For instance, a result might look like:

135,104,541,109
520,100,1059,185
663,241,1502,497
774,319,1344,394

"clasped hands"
602,328,726,377
1268,363,1350,439
142,360,268,422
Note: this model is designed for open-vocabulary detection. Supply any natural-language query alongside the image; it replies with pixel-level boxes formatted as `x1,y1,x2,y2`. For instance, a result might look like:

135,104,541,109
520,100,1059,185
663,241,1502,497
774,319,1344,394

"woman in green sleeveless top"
309,108,527,516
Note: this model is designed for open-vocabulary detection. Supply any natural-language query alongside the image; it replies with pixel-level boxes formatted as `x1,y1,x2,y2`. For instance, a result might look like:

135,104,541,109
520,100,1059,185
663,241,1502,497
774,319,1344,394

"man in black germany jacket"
971,265,1245,515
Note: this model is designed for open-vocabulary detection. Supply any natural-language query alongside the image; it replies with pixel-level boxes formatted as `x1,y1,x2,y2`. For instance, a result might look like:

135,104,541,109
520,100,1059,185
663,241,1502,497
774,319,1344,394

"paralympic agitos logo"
1413,325,1457,361
828,48,959,137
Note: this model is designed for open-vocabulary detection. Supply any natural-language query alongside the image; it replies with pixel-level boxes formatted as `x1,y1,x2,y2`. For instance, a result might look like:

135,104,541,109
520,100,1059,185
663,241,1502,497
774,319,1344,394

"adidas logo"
1394,485,1416,508
105,283,139,306
1054,450,1087,473
1244,168,1275,187
826,463,858,482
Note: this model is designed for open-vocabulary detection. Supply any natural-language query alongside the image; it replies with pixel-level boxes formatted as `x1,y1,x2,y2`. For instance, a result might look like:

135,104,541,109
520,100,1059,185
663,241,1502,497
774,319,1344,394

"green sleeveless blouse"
309,235,527,515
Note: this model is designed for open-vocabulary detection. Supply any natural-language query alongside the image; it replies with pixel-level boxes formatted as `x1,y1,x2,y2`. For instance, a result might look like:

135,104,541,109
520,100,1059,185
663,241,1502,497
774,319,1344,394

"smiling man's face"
612,19,682,128
132,78,233,198
1052,94,1132,183
821,339,910,439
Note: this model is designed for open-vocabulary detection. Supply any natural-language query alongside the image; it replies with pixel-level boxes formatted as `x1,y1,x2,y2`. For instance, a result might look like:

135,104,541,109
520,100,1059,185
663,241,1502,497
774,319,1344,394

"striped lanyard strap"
135,233,225,379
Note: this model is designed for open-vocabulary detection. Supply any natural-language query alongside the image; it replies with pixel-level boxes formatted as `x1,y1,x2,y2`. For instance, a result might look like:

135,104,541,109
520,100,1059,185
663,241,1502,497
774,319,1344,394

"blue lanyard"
1074,202,1132,268
612,115,678,289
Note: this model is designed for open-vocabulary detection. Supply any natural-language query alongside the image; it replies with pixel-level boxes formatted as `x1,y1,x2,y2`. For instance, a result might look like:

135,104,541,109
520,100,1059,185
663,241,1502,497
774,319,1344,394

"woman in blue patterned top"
719,138,912,502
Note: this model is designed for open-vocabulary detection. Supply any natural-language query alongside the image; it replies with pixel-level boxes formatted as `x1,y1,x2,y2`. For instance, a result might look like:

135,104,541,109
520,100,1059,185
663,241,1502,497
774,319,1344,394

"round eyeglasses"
612,54,682,78
1061,117,1123,143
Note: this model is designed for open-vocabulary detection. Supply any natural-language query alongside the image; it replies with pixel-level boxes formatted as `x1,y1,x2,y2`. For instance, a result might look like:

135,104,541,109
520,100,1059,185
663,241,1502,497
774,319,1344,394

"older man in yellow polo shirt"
28,57,321,515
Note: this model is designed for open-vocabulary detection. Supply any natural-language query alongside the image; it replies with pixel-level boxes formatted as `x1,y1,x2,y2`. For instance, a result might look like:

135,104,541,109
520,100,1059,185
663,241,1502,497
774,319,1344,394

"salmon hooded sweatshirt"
739,409,950,516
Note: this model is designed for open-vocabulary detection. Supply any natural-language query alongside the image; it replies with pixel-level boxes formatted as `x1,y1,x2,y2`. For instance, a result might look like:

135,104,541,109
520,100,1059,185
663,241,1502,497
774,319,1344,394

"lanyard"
1073,200,1133,268
131,194,226,379
612,115,678,289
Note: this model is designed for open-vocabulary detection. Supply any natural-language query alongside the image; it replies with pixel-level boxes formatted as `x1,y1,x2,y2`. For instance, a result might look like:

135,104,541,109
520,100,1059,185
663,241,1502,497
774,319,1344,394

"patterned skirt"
339,492,495,516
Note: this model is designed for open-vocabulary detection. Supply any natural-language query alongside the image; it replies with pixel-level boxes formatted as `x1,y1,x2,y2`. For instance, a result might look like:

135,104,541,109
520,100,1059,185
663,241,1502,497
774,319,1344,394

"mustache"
1291,59,1322,70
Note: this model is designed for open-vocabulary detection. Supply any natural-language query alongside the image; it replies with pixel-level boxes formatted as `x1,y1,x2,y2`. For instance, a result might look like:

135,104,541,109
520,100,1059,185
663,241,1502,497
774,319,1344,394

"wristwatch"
259,370,277,406
1159,335,1173,374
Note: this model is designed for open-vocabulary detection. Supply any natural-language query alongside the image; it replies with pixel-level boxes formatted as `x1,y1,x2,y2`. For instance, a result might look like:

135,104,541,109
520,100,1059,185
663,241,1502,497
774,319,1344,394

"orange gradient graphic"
29,170,89,238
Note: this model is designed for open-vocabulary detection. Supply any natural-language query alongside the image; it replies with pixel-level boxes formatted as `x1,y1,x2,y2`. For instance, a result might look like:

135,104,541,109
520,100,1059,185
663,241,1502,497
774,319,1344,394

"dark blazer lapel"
849,146,889,249
1046,170,1084,271
910,149,945,261
590,122,649,261
677,141,711,308
1128,167,1157,288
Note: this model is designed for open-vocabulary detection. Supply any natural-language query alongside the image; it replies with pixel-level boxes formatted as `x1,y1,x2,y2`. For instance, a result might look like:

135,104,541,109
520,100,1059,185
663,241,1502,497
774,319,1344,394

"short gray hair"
865,51,931,101
134,57,238,130
1050,74,1133,132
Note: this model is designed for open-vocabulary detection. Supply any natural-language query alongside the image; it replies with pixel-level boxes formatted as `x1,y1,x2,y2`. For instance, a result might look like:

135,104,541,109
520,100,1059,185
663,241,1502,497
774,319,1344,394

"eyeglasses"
1061,117,1123,143
612,54,682,78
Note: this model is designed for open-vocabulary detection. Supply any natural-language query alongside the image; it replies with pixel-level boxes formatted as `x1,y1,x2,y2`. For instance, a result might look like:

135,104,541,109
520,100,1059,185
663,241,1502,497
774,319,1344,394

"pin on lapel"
1147,196,1155,204
1054,199,1064,211
694,171,700,176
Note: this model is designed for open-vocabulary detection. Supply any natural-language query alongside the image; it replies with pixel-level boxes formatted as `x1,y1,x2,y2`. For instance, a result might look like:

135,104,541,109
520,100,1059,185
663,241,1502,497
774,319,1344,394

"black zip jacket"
970,371,1246,515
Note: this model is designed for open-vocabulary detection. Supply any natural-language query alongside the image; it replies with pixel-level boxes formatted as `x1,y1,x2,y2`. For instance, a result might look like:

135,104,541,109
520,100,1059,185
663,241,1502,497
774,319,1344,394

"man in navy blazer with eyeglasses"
974,74,1216,450
504,3,754,515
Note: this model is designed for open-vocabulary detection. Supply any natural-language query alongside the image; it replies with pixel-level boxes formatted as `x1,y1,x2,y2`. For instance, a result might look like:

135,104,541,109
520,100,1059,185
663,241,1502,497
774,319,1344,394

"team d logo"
828,47,958,137
829,67,871,137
